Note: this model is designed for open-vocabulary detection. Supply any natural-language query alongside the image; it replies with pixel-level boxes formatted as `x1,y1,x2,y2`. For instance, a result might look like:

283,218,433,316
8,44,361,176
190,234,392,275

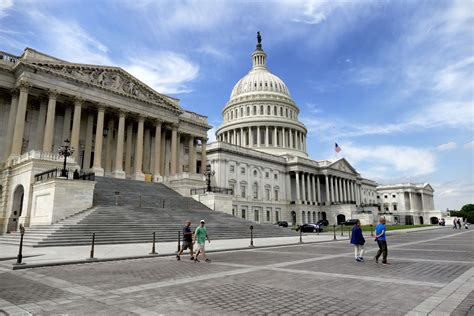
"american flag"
335,143,342,153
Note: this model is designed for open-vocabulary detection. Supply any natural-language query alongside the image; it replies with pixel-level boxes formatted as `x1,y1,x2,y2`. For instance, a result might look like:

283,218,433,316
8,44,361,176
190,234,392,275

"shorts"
196,243,205,251
182,241,193,250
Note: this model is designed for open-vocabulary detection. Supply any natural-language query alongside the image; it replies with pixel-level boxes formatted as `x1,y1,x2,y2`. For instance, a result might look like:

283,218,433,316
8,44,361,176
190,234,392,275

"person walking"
453,218,457,230
176,220,194,261
457,218,462,229
194,220,211,263
351,220,365,262
374,217,389,265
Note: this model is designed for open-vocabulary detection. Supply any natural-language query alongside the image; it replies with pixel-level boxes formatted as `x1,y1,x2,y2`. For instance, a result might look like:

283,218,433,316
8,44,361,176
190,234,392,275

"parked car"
275,221,288,227
343,219,359,226
298,223,323,233
316,219,329,227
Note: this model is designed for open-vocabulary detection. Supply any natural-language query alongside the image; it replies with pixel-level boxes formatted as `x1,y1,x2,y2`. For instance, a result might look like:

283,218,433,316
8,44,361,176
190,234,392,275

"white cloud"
124,52,199,95
26,10,111,65
436,142,457,151
463,141,474,149
341,143,436,179
207,126,217,143
291,0,343,25
0,0,13,18
433,181,474,210
195,45,231,60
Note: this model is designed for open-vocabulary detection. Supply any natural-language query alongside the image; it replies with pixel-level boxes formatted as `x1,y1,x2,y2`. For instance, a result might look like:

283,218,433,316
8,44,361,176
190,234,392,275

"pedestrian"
453,218,457,230
457,218,462,229
374,217,389,265
351,219,365,262
176,220,194,261
193,219,211,263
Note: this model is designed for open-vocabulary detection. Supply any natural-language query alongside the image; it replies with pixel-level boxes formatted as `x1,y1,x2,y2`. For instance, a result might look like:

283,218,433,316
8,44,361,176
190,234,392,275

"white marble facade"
0,48,210,233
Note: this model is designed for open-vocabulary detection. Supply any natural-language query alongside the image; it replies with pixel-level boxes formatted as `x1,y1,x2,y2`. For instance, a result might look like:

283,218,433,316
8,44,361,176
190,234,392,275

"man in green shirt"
193,219,211,262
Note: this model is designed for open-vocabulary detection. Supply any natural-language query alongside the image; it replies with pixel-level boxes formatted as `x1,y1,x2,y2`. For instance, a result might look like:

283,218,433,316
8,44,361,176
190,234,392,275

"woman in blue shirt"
351,220,365,262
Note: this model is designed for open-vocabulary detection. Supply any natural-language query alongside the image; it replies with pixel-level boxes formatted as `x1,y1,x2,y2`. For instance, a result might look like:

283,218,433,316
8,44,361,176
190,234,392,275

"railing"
190,187,234,195
0,52,18,64
34,168,59,183
76,172,95,181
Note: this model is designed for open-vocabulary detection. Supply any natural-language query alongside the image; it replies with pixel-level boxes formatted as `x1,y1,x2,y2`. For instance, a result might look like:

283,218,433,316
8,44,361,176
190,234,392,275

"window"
267,106,270,115
274,174,278,180
393,204,397,211
260,105,263,114
265,172,269,178
280,107,283,116
274,189,279,201
241,208,246,219
246,106,250,115
377,195,380,199
230,165,235,172
254,209,259,221
253,170,258,177
275,210,280,222
229,183,235,196
253,106,256,115
266,210,271,222
286,108,288,117
232,206,236,216
241,185,246,198
392,194,396,198
384,195,388,198
266,187,270,200
240,108,243,117
241,167,246,174
253,183,259,199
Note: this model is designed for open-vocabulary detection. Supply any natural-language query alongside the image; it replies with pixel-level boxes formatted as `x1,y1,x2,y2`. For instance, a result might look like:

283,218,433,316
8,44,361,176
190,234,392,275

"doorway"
7,185,24,233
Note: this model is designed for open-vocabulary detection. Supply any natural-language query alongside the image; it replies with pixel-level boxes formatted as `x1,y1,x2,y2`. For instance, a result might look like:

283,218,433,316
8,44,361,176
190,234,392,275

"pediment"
328,158,358,175
24,61,181,112
423,183,434,192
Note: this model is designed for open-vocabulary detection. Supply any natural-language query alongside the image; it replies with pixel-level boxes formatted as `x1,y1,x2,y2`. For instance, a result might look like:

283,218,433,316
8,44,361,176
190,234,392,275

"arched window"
267,106,270,115
265,185,271,201
240,181,247,198
247,106,250,115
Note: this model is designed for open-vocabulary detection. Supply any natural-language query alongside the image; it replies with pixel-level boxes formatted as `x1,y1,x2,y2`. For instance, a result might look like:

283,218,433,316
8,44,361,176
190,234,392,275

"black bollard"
333,224,336,240
177,231,181,253
149,232,157,255
341,224,344,237
249,225,254,247
370,224,374,237
15,224,25,265
89,232,95,260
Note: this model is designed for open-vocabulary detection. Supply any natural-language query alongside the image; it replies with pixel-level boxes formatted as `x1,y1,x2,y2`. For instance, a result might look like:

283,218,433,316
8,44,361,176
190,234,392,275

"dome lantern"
252,31,267,70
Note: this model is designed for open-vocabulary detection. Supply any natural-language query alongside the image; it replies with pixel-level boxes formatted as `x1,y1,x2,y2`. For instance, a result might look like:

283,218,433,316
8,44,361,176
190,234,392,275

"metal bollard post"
177,231,181,253
14,224,26,265
341,224,344,237
370,224,374,237
333,224,336,240
249,225,254,247
349,227,351,239
88,232,96,260
149,232,157,255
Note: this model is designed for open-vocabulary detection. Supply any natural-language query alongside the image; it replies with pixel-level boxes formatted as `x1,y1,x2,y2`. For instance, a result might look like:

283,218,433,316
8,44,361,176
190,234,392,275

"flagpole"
333,126,336,161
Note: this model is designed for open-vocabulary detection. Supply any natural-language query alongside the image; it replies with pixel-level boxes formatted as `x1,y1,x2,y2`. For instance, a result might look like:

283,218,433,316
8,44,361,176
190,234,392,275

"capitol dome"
216,33,308,158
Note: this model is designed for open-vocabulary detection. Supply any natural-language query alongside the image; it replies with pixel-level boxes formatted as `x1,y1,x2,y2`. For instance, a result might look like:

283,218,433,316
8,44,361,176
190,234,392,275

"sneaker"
190,256,194,261
355,257,361,262
359,257,365,262
194,258,200,263
205,259,211,263
176,255,180,261
382,262,390,265
374,257,379,264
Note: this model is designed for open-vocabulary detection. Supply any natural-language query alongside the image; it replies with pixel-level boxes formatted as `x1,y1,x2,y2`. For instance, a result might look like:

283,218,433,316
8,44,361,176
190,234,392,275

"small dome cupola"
252,31,267,70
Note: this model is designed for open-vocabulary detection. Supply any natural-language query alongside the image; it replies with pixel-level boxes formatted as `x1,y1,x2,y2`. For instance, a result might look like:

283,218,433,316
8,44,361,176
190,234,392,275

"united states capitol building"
0,35,442,235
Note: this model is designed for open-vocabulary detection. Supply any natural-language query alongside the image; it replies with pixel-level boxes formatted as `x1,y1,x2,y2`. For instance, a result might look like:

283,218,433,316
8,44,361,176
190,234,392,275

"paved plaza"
0,228,473,315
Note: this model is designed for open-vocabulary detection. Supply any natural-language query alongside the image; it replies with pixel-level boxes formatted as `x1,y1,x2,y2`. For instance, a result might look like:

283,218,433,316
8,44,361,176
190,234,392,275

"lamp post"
58,139,74,178
204,164,215,192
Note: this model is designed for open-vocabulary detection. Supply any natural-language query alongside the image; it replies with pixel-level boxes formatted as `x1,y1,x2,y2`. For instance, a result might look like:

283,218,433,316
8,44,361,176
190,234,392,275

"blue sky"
1,0,473,210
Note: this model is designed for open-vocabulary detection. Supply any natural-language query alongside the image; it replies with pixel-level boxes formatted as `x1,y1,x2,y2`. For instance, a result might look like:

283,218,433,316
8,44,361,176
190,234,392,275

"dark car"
343,219,359,226
316,219,329,227
298,223,323,233
275,221,288,227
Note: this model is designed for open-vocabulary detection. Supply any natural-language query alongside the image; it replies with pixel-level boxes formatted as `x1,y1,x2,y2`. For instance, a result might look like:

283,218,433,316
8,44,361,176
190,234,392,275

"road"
0,227,472,315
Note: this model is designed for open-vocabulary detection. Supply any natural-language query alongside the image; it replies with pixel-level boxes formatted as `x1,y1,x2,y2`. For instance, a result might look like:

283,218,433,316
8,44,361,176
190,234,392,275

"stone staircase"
0,177,297,247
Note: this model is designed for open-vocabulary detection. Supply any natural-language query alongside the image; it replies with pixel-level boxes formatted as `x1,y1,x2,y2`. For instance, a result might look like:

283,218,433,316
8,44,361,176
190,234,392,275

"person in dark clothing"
374,217,389,265
351,219,365,262
176,220,194,261
457,218,462,229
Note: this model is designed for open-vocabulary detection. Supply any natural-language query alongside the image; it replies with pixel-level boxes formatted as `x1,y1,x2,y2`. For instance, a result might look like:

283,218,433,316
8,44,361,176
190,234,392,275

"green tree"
460,204,474,213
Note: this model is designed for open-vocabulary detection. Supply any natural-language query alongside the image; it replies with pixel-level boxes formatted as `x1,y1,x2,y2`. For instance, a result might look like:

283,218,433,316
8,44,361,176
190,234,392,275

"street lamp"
58,139,74,178
204,164,215,192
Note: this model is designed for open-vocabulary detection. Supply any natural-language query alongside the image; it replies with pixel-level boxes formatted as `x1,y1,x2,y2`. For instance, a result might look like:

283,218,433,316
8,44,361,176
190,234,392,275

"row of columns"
4,81,208,180
293,172,362,206
218,126,306,151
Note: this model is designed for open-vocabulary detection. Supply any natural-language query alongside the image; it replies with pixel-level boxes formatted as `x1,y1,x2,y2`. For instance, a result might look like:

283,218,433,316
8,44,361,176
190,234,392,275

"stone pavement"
0,227,472,315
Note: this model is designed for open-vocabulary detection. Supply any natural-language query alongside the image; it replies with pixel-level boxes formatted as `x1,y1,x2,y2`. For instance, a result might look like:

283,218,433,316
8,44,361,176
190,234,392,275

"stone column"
336,177,341,202
274,127,278,147
83,113,94,170
286,172,291,201
91,105,105,176
240,128,244,146
70,97,83,161
188,135,195,174
170,125,178,175
342,179,347,203
330,176,335,203
265,126,269,146
10,81,30,157
143,128,151,174
257,126,261,146
62,105,72,142
105,119,114,174
112,111,126,178
161,129,167,175
307,173,312,202
301,173,306,202
295,172,300,202
325,175,330,205
42,89,58,152
4,89,19,160
153,120,162,181
35,97,47,150
317,175,321,204
132,116,145,180
200,138,207,174
289,129,293,148
312,174,316,203
125,122,133,176
176,131,181,173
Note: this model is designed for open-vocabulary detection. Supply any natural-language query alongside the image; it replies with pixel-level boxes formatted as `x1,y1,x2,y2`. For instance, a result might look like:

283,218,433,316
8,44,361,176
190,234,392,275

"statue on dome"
257,31,262,44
